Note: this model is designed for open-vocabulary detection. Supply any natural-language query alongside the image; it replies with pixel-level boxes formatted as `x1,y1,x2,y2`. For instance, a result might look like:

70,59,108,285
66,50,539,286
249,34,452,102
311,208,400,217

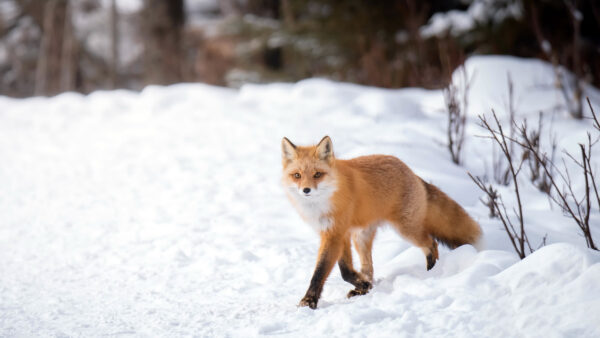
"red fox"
282,136,482,309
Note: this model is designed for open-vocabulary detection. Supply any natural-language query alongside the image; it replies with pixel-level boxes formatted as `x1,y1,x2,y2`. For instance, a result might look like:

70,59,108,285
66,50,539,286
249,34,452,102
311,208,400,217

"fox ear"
282,137,297,162
315,136,333,161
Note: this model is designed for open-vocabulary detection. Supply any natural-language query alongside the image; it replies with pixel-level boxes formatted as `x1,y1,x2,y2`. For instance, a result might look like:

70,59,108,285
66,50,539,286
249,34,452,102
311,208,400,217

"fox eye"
314,172,323,178
293,173,301,179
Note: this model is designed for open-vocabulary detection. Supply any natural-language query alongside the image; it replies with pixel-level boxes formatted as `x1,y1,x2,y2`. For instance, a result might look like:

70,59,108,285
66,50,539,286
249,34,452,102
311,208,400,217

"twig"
470,109,533,258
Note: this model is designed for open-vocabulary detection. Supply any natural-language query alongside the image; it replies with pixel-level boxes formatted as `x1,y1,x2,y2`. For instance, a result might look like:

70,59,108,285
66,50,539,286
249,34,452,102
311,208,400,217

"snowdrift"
1,56,599,336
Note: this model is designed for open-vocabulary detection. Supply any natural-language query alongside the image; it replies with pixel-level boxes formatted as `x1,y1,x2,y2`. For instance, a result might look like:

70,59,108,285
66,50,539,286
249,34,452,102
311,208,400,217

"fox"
281,136,482,309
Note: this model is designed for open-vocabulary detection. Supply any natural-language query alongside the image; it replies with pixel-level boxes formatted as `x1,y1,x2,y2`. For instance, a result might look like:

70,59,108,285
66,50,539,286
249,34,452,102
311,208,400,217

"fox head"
281,136,337,199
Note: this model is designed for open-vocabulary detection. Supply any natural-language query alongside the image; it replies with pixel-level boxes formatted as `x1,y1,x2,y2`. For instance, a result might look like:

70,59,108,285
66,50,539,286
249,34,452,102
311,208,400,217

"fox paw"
298,295,318,309
347,280,372,298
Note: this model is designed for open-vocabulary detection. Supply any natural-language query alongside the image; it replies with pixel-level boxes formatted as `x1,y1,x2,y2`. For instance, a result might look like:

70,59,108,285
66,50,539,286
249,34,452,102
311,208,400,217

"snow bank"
453,56,600,119
0,56,599,336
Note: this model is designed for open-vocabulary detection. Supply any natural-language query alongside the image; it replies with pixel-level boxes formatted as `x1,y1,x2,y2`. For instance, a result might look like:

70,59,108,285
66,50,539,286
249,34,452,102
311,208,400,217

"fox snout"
292,179,335,199
294,186,313,197
300,186,319,197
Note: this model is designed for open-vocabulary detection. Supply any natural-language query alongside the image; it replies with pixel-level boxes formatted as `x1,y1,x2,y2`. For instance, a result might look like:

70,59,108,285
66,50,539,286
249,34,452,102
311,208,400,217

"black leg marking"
426,253,436,270
346,279,373,298
338,259,373,298
299,294,318,309
338,259,360,284
347,288,369,298
299,257,331,309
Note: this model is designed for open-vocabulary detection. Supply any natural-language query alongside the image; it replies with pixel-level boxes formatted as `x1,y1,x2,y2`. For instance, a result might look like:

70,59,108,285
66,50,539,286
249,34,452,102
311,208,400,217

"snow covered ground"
1,56,599,337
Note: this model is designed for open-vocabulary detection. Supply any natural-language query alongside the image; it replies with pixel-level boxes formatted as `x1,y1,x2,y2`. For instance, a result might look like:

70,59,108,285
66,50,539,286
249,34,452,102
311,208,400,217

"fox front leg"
299,233,343,309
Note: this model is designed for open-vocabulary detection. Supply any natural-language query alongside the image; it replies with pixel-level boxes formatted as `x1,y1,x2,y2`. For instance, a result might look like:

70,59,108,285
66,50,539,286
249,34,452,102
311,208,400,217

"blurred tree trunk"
34,0,76,96
60,1,76,92
109,0,119,88
141,0,185,85
280,0,295,29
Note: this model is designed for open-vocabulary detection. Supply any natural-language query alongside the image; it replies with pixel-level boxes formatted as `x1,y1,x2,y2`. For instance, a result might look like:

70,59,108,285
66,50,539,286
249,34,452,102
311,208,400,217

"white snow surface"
1,56,600,337
420,0,522,38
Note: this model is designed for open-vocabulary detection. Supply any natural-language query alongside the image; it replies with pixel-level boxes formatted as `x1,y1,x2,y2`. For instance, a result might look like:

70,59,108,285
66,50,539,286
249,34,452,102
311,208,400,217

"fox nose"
303,187,311,194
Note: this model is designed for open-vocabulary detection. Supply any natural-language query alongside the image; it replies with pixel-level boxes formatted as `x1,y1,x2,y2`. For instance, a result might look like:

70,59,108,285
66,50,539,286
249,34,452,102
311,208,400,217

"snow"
185,0,219,15
1,55,600,336
420,0,523,38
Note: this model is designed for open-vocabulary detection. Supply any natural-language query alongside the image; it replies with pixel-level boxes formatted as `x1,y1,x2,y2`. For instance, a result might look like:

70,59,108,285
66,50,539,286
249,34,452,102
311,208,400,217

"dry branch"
511,99,599,250
470,109,532,259
445,66,472,165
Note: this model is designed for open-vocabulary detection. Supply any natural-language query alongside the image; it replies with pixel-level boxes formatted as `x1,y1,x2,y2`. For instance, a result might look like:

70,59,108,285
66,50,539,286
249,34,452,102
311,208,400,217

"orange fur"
282,136,482,309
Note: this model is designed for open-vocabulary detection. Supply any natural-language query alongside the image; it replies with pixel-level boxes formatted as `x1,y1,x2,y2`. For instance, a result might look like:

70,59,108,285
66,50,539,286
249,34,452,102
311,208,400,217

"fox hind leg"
410,233,438,270
352,225,377,281
405,232,439,270
338,236,372,298
424,239,439,270
389,217,439,271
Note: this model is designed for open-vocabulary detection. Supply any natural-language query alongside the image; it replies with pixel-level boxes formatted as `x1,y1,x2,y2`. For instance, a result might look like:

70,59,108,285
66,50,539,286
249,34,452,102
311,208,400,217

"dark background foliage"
0,0,598,97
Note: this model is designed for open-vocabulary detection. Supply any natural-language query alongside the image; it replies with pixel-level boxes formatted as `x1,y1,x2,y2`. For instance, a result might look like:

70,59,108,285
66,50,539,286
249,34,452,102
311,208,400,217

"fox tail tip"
472,235,486,252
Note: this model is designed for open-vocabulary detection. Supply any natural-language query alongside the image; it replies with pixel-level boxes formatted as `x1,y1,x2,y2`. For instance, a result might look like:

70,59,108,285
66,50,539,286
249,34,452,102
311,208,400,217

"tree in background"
0,0,599,99
1,0,118,96
34,0,76,95
141,0,185,86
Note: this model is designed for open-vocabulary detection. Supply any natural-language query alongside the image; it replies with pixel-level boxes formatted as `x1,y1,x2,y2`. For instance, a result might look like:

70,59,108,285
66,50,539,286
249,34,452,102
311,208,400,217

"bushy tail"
421,180,482,249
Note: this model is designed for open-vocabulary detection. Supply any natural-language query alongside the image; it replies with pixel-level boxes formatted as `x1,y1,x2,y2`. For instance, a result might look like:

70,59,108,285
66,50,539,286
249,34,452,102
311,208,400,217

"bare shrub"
513,98,599,250
445,66,472,165
479,183,499,219
469,110,532,259
491,74,516,186
521,113,556,194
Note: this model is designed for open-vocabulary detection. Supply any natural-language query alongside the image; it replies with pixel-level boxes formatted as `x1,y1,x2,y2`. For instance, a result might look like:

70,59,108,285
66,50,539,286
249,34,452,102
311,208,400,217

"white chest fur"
286,186,336,232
